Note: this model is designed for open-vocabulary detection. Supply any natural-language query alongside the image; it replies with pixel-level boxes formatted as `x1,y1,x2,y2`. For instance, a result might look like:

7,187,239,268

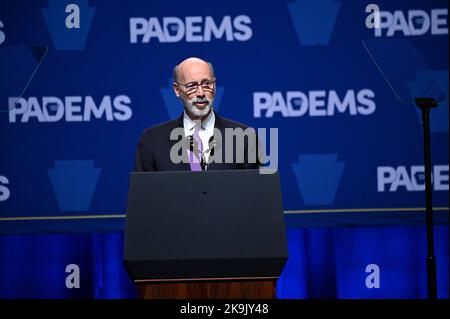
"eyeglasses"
176,79,216,94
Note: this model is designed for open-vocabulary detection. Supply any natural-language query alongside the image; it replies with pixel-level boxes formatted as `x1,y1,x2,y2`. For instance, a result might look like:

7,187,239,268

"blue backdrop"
0,0,448,298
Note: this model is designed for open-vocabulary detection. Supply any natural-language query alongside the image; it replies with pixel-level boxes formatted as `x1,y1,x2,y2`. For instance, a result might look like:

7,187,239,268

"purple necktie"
189,125,203,171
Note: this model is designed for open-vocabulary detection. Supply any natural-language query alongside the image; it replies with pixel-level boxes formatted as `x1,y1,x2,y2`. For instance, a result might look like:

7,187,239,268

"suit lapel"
207,111,225,170
167,113,190,171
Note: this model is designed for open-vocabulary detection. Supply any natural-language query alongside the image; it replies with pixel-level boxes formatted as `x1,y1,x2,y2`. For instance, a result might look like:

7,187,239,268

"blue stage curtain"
1,225,448,299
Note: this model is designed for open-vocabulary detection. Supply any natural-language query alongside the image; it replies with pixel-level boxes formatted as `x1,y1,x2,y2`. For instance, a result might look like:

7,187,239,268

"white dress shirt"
183,110,215,164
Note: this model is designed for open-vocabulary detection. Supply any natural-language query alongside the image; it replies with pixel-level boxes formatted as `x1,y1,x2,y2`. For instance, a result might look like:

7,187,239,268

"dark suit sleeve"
242,129,264,170
135,132,155,172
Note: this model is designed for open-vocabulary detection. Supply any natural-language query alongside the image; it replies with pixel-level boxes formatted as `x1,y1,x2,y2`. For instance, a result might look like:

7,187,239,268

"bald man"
135,57,261,172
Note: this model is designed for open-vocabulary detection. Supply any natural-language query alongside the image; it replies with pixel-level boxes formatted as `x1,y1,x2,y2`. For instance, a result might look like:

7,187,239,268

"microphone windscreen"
206,136,215,155
186,135,195,152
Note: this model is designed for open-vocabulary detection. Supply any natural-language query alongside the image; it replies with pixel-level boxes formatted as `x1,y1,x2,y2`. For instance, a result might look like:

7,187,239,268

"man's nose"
196,85,205,96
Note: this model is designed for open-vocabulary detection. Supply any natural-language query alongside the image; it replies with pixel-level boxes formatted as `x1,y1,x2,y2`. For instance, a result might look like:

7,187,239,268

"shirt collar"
183,109,215,133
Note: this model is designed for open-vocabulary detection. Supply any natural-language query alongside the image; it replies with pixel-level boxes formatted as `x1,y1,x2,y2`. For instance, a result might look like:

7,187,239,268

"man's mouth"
193,101,208,108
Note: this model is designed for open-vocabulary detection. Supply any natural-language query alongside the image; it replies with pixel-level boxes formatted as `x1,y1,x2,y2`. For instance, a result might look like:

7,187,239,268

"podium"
136,279,277,299
123,170,288,299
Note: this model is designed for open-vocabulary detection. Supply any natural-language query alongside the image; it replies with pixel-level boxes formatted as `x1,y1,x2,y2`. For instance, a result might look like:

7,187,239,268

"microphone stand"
415,97,438,299
200,156,207,171
190,135,216,171
201,138,216,171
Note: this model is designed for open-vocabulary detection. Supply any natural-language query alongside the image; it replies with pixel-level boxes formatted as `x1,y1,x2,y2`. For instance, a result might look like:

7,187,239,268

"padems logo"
254,89,375,118
0,175,10,202
8,95,132,123
0,19,5,45
130,15,252,43
371,8,448,37
377,165,449,192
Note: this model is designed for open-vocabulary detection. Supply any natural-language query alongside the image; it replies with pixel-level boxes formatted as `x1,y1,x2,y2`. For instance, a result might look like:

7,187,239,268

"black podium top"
123,170,288,281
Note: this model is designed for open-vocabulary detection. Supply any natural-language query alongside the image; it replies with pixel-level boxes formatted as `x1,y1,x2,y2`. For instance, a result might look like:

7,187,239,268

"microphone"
206,136,217,157
200,155,207,171
187,135,217,171
186,135,200,161
201,136,217,171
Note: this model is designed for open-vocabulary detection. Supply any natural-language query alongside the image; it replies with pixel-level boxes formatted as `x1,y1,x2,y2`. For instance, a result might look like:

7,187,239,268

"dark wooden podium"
123,170,288,299
137,278,277,299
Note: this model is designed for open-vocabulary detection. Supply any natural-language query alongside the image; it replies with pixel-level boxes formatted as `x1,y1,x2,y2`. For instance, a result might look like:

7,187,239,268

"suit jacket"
135,111,262,171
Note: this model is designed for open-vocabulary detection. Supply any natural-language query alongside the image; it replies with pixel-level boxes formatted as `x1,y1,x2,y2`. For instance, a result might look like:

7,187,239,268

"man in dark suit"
135,57,262,172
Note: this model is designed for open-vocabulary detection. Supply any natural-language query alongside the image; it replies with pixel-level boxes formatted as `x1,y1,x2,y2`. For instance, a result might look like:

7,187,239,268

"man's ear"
173,83,180,97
